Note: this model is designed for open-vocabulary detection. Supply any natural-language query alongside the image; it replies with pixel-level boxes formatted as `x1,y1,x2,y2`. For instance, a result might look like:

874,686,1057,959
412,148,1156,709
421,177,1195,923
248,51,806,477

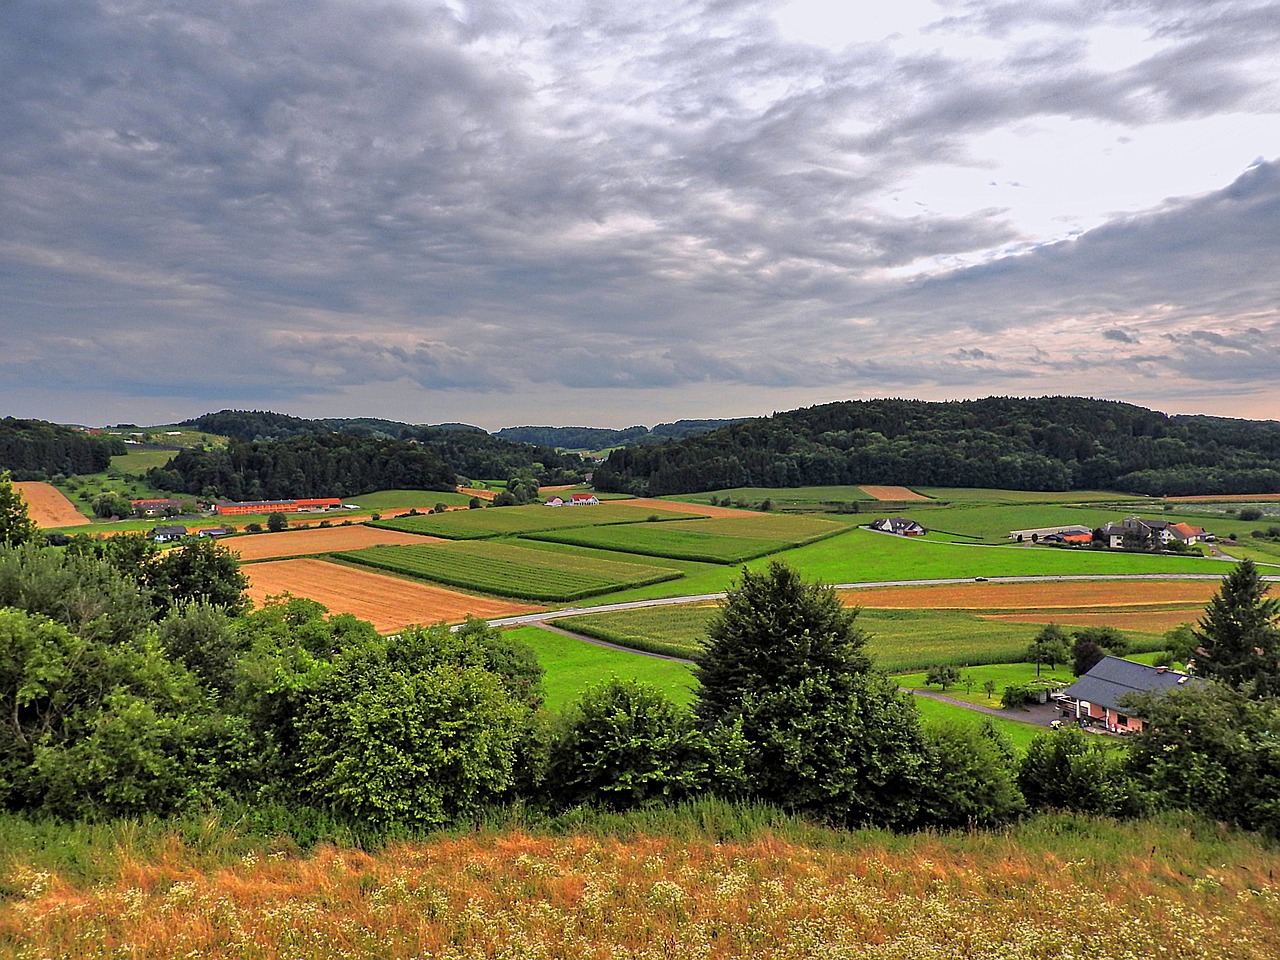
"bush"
1239,507,1263,521
1001,683,1035,708
916,721,1025,828
1018,729,1138,816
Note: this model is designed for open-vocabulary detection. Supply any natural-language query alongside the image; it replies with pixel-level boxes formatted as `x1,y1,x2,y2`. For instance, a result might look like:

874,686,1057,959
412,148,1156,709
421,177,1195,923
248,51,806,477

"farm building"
130,498,185,517
868,517,925,536
570,493,599,505
545,496,565,507
214,497,343,516
1054,656,1203,734
1008,524,1091,542
150,525,188,543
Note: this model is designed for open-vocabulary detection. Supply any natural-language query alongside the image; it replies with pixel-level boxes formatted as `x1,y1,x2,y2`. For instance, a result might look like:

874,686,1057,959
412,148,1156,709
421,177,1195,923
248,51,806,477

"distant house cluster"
1009,517,1210,549
868,517,925,536
213,497,344,516
130,497,186,517
544,493,599,507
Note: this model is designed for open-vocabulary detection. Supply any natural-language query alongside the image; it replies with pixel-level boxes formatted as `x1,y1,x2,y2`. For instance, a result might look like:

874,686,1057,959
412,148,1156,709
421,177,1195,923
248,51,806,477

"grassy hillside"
3,806,1278,959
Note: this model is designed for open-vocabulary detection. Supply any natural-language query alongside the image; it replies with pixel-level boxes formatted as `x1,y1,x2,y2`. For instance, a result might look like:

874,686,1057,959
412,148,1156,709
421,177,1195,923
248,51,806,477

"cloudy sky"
3,0,1278,430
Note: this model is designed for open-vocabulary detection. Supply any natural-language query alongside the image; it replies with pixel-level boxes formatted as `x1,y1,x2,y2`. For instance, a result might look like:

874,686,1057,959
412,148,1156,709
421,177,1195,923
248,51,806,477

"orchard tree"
1026,624,1070,676
0,472,38,547
1192,560,1280,699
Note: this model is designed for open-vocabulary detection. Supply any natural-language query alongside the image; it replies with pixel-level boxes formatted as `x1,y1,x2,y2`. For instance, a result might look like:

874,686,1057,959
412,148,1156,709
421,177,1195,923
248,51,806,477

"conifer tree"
1193,560,1280,699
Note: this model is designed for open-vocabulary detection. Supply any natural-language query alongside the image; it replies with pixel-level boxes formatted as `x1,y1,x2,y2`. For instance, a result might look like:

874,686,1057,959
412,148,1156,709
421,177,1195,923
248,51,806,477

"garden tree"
0,607,217,816
1125,682,1280,836
1070,627,1129,677
0,472,39,547
1026,624,1070,676
548,679,718,810
694,562,927,826
298,625,536,827
982,679,996,700
0,543,152,645
1162,623,1197,666
925,664,960,690
1017,729,1137,816
266,512,288,532
1071,641,1106,677
150,537,249,616
1191,560,1280,699
91,492,132,519
915,721,1026,828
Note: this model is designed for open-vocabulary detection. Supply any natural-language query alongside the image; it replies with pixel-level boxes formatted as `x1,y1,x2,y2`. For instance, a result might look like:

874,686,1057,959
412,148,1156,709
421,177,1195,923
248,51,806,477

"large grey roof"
1058,656,1203,714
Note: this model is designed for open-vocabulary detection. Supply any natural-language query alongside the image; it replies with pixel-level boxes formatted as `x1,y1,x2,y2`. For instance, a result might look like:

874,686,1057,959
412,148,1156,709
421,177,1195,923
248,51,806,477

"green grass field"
336,540,683,601
109,448,179,475
504,625,696,711
895,661,1077,703
914,487,1145,504
554,603,1167,672
665,486,877,506
909,695,1048,751
369,503,688,539
524,514,845,564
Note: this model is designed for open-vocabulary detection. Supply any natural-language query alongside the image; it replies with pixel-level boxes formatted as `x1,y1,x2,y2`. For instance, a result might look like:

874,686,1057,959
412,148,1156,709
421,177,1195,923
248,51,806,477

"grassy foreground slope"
3,807,1278,959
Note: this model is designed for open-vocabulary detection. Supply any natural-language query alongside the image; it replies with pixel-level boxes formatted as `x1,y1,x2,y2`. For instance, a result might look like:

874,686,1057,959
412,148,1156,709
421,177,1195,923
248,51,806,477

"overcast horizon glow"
2,0,1278,431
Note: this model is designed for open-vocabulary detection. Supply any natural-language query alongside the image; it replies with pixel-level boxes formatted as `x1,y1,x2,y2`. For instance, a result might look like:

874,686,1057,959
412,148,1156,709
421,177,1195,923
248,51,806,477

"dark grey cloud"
1,0,1278,427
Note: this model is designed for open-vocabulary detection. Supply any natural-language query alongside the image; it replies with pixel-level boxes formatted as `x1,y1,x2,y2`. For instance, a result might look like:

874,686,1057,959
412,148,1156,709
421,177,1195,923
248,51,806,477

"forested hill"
167,411,588,495
593,397,1280,497
0,418,125,479
494,419,750,450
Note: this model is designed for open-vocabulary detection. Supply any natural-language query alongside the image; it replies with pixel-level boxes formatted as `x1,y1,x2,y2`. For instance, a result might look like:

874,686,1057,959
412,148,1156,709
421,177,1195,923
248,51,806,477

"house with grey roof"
1054,656,1203,733
869,517,925,536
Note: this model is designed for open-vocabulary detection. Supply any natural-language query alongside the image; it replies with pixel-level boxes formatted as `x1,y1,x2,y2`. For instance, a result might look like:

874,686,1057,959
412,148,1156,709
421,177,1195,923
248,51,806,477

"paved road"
484,571,1271,629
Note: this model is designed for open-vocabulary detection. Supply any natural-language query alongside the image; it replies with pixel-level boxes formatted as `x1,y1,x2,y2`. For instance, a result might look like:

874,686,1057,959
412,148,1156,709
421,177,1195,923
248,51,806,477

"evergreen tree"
1192,560,1280,699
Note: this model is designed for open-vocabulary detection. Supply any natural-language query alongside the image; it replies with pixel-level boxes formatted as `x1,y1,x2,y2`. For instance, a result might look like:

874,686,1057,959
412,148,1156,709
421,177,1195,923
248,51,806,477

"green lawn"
369,503,689,539
895,661,1077,704
335,540,683,602
909,696,1048,752
524,514,844,565
503,625,696,711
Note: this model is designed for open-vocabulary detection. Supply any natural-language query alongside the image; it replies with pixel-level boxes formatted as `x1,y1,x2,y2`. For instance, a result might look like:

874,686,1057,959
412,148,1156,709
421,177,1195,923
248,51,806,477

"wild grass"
369,502,688,539
4,804,1278,960
503,625,696,711
335,541,683,601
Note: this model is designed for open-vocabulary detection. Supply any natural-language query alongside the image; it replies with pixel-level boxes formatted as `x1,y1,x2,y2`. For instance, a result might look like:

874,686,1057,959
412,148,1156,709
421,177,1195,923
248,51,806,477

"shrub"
1239,507,1263,521
1001,683,1035,708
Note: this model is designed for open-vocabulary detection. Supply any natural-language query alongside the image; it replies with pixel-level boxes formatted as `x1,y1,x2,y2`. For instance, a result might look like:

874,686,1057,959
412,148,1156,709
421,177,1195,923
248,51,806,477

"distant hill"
494,419,749,451
0,418,125,479
593,396,1280,497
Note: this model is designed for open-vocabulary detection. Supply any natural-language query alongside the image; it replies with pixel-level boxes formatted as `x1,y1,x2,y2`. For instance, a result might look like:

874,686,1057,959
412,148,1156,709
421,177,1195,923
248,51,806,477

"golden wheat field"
13,482,90,528
3,825,1278,959
227,526,441,561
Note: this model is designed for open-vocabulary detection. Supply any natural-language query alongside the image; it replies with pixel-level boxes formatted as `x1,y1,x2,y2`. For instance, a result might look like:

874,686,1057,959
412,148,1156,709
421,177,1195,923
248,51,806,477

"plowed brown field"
14,482,90,527
458,487,498,501
838,579,1219,610
228,526,441,561
245,558,542,631
859,485,932,501
613,497,757,518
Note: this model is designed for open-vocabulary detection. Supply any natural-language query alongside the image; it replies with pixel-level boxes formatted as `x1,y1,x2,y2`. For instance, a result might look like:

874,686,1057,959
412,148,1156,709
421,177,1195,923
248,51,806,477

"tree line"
0,419,125,480
594,396,1280,496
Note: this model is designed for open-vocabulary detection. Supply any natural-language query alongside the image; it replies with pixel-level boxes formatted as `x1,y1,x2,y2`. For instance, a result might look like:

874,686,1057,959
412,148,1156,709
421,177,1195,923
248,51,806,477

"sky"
3,0,1279,431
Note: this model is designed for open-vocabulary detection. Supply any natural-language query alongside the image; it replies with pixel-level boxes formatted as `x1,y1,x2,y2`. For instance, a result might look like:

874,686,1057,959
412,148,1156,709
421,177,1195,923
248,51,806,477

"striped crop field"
525,514,846,563
368,502,690,539
335,540,682,601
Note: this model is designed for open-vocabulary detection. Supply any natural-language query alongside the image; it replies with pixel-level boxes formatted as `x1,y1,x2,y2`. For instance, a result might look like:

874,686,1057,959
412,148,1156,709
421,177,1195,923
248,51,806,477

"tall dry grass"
4,805,1279,958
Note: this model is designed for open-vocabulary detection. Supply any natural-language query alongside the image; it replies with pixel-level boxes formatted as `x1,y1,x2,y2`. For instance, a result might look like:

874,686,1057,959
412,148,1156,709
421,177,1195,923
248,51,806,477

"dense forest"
177,410,587,489
0,418,125,479
595,397,1280,496
148,434,457,500
494,419,749,450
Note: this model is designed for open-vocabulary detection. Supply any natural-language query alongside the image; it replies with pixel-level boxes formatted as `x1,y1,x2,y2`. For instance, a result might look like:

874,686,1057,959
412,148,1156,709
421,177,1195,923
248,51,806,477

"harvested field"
457,486,497,501
228,525,441,561
837,579,1219,610
613,496,757,518
859,485,932,501
13,482,90,527
244,558,541,631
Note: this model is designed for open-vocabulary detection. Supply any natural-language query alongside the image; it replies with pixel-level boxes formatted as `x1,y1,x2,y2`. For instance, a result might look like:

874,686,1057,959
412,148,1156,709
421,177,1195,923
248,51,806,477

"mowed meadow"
3,808,1279,960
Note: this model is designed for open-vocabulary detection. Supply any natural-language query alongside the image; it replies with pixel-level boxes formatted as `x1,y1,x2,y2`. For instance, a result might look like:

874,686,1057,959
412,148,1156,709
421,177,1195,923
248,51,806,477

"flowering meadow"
4,813,1279,960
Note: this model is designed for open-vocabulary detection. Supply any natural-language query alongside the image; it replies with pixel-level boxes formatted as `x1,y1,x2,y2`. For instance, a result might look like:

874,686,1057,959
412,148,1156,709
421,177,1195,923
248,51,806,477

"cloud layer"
2,0,1278,427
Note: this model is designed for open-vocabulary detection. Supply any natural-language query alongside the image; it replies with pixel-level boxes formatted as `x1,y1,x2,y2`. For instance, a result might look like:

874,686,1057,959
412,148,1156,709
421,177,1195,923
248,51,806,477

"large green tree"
694,561,926,827
1192,560,1280,698
0,472,38,548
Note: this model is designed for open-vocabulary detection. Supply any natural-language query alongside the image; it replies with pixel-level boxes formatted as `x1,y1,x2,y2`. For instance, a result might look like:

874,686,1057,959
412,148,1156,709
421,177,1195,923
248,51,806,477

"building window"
1117,715,1128,726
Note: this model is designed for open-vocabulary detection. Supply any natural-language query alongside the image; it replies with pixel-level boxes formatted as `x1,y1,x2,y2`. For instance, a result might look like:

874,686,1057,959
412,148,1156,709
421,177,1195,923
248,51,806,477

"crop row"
369,503,688,540
335,542,682,602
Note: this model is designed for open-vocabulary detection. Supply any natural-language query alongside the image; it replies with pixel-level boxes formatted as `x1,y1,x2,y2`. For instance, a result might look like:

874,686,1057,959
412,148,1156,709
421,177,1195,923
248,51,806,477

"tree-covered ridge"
149,433,457,501
494,419,750,450
595,396,1280,496
0,418,125,479
177,410,587,487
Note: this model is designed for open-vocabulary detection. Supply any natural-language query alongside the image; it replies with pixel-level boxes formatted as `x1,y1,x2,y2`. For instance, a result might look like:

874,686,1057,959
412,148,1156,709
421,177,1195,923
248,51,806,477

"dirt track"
228,525,441,561
14,482,90,527
245,558,543,631
859,485,932,501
